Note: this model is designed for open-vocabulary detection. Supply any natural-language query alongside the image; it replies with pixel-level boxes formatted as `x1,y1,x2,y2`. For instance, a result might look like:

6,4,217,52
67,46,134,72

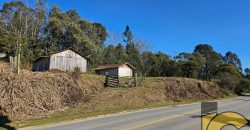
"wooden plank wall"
49,50,87,72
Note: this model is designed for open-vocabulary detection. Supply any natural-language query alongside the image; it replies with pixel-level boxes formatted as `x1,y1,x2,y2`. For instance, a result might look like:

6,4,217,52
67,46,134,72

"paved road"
23,96,250,130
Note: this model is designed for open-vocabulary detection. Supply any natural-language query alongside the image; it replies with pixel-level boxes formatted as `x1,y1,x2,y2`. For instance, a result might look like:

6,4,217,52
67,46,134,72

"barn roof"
95,62,136,70
63,49,90,61
34,49,89,62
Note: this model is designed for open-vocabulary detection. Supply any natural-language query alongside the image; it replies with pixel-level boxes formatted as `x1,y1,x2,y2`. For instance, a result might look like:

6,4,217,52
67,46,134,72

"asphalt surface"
23,96,250,130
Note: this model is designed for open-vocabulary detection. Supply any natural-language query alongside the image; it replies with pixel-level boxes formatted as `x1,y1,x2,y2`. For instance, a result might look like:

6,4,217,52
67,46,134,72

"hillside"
84,77,229,112
0,69,230,122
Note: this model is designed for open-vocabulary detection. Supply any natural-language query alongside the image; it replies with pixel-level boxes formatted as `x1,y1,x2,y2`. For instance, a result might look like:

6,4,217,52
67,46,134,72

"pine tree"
123,25,141,72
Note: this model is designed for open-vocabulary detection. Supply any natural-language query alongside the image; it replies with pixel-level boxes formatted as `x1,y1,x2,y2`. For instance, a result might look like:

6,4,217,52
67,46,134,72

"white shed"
32,50,88,72
95,63,136,77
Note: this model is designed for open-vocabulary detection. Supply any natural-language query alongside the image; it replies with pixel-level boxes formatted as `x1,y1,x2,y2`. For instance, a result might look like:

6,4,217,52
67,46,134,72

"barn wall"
97,68,118,77
118,65,133,77
49,50,87,72
32,57,50,71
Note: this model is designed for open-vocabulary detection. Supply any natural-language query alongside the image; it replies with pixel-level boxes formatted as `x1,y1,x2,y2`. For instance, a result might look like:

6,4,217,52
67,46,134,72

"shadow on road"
0,107,16,130
232,98,250,102
240,93,250,97
190,113,250,128
0,115,16,130
190,115,202,118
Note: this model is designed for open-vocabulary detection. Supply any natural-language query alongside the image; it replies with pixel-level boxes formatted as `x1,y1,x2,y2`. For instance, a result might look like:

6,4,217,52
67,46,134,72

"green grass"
8,94,235,129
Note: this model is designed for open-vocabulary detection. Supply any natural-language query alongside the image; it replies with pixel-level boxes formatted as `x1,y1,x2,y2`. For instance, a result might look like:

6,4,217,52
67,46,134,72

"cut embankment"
85,77,229,111
0,71,230,123
0,72,104,120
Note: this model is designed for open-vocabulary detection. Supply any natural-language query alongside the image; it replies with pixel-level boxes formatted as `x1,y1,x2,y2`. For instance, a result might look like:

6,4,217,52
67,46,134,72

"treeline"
0,1,249,94
106,33,250,94
0,0,107,68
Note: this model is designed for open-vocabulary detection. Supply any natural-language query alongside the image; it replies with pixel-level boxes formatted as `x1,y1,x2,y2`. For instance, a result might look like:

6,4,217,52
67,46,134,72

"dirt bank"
0,70,229,121
0,71,103,120
85,77,229,111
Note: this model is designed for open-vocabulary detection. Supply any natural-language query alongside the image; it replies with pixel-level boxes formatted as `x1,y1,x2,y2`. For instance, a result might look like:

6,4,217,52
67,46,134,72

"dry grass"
0,61,10,73
76,74,105,94
81,77,229,111
0,66,232,129
0,71,89,120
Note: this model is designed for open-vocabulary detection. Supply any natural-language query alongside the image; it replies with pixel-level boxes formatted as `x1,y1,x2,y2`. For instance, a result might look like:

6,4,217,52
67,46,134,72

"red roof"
95,63,136,70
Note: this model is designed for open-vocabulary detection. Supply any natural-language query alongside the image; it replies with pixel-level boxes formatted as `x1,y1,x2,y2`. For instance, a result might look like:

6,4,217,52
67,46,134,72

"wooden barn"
32,50,88,72
95,63,136,77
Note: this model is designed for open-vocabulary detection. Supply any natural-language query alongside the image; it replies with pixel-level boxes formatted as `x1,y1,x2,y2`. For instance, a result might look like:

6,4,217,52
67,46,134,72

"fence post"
104,74,109,87
135,73,137,87
117,76,120,86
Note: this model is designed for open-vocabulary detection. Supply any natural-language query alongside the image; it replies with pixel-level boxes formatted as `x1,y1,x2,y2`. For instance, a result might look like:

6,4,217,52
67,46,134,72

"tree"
66,9,80,21
235,78,250,95
194,44,222,81
123,25,133,44
91,23,108,47
114,43,127,64
103,44,116,64
219,63,242,91
194,44,213,58
155,52,172,76
0,1,29,73
125,43,142,72
245,68,250,82
223,51,242,72
140,51,173,77
174,52,205,78
175,52,192,77
123,25,141,72
245,68,250,75
43,5,107,67
0,1,47,70
141,51,157,76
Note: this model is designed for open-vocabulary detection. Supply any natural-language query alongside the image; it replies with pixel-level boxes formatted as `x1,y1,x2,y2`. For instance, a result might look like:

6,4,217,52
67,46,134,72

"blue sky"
1,0,250,69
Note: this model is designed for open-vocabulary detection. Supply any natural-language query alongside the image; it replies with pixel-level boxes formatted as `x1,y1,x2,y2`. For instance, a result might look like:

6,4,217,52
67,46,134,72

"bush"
219,72,239,91
234,85,243,95
72,66,81,80
235,78,250,95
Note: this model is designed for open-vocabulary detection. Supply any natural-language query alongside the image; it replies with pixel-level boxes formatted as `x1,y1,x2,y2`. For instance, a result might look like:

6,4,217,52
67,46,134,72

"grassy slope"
0,61,233,129
12,75,234,128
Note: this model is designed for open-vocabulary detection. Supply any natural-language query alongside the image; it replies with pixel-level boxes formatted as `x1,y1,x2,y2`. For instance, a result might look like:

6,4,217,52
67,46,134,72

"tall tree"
123,25,141,72
123,25,133,44
223,51,242,72
219,63,242,91
245,68,250,75
0,1,29,73
194,44,222,81
44,5,107,67
175,52,203,78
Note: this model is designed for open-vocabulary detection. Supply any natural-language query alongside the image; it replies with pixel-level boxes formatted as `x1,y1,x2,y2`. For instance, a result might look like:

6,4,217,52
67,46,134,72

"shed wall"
49,50,87,72
118,65,133,77
97,68,118,77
